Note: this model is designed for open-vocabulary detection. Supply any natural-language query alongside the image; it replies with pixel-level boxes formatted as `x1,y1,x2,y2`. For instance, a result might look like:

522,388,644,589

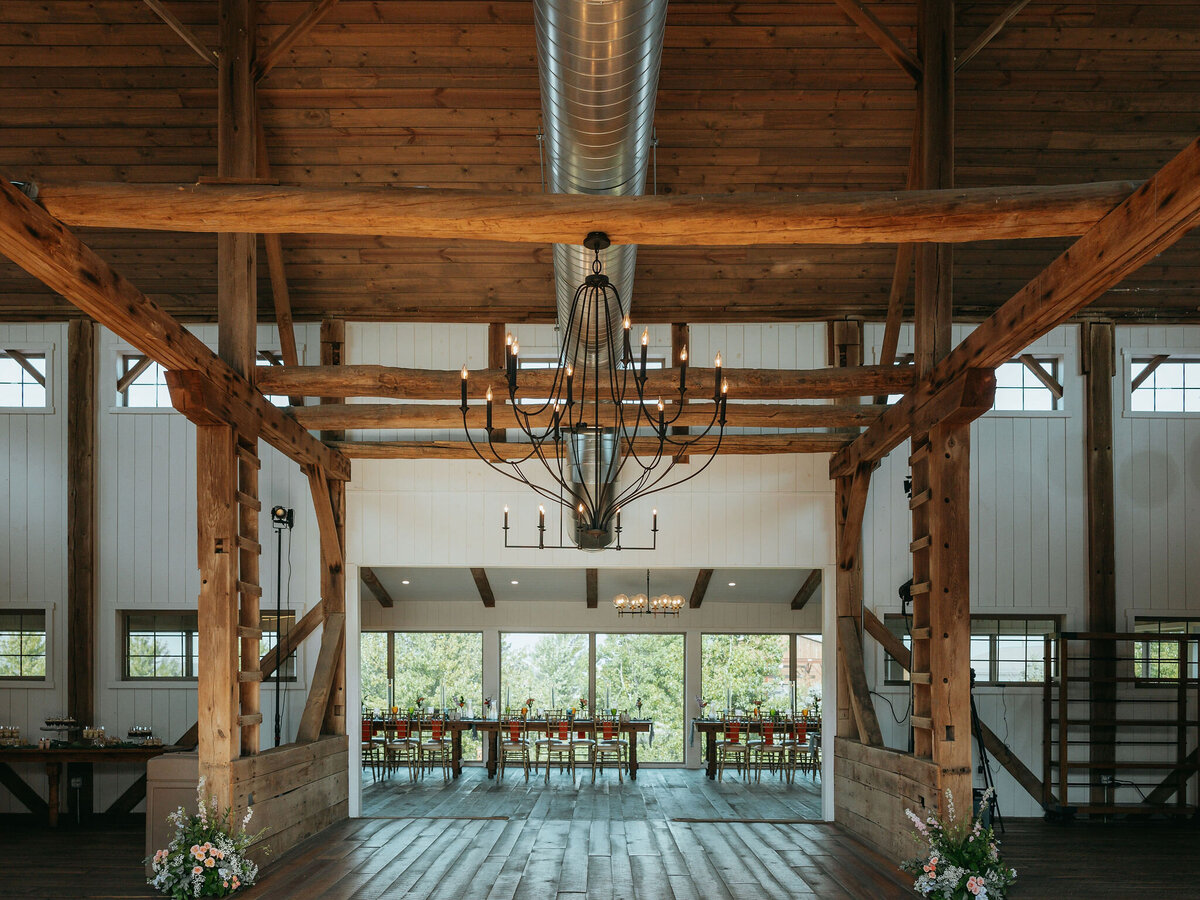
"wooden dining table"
0,744,186,826
691,718,820,779
367,717,654,779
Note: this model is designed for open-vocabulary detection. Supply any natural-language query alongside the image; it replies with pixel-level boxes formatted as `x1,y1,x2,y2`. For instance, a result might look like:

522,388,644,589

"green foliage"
901,789,1017,899
701,634,821,712
596,634,684,762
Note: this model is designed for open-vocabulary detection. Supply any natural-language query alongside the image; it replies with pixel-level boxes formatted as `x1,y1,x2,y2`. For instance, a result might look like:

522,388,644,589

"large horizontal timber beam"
832,134,1200,478
0,178,350,482
256,363,915,402
32,179,1140,246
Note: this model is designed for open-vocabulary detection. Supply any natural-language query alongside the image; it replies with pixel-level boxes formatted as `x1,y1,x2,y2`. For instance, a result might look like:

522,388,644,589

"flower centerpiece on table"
695,697,710,716
901,788,1016,899
146,778,264,899
578,697,588,712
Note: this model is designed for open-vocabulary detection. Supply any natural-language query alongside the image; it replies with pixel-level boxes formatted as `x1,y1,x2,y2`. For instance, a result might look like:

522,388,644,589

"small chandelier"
460,231,729,551
615,570,684,617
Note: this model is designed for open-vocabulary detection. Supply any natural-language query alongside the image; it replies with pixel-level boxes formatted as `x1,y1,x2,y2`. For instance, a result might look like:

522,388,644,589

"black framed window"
0,610,47,680
1133,618,1200,682
884,614,1058,685
123,611,198,679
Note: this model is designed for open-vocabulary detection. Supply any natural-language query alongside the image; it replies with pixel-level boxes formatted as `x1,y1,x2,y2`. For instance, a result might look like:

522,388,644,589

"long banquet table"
367,718,654,779
691,718,820,779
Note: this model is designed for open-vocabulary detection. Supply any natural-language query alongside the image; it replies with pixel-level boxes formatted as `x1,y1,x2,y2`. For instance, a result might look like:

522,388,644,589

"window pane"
701,634,792,712
392,632,484,760
501,633,588,714
359,632,390,711
969,636,992,682
597,633,684,762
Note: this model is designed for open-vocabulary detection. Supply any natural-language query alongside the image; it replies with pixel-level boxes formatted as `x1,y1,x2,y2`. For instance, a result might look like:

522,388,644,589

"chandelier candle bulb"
504,505,509,529
657,398,665,433
486,386,493,431
623,315,632,363
720,379,729,423
639,329,649,381
566,364,573,406
714,352,722,401
460,365,468,412
679,346,688,392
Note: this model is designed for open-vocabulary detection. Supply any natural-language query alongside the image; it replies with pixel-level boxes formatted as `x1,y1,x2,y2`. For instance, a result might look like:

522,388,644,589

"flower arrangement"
695,696,710,713
414,696,425,709
147,778,263,899
455,695,466,709
523,697,536,711
484,696,493,712
902,789,1016,899
578,697,588,710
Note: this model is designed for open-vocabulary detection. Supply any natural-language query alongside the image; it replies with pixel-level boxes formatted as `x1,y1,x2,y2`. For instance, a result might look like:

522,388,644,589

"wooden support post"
926,421,973,820
196,425,240,809
217,0,257,380
322,476,347,736
67,318,96,819
1082,322,1117,804
488,323,506,442
834,467,881,746
319,319,346,443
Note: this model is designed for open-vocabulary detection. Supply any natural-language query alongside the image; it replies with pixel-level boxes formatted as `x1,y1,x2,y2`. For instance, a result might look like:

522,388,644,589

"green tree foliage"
500,633,588,711
700,634,822,713
596,634,684,763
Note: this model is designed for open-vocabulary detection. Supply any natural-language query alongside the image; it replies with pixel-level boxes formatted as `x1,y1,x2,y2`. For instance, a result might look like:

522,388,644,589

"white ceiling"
365,566,818,606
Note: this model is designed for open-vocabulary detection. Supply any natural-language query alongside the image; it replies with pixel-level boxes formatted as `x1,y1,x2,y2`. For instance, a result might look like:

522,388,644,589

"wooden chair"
749,720,788,782
498,714,531,781
569,716,595,774
542,714,575,783
384,716,417,780
592,714,626,783
418,716,452,781
361,719,382,783
532,709,564,775
717,717,750,781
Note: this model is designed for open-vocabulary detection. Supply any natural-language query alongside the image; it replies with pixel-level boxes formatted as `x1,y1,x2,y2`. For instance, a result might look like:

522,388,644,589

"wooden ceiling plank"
878,107,923,371
0,178,350,480
257,0,342,80
1018,353,1064,400
331,433,852,460
141,0,219,68
831,134,1200,477
956,0,1033,72
831,0,921,82
33,180,1141,246
470,567,496,608
586,569,598,609
257,363,915,401
359,566,394,608
689,569,714,609
791,569,822,611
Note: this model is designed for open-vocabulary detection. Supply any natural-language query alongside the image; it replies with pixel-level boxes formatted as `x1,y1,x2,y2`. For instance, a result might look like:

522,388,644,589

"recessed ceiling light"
401,580,410,585
728,582,737,587
511,580,520,585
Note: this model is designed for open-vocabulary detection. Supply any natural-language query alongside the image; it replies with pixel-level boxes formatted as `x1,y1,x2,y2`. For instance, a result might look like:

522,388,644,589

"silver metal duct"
534,0,667,365
534,0,667,548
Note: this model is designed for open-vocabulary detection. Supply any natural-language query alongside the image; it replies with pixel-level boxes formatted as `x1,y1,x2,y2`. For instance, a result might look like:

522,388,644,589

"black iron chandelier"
460,232,729,551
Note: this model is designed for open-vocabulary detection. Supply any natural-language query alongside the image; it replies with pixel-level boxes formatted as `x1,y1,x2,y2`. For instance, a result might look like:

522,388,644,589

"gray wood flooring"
241,768,912,899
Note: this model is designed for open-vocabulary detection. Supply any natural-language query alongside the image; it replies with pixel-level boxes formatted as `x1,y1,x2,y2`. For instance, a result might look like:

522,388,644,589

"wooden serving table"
691,718,820,779
370,718,654,779
0,745,185,826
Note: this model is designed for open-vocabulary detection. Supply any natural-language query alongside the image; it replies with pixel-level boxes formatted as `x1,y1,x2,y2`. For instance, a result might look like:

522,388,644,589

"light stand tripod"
970,667,1004,833
270,505,294,748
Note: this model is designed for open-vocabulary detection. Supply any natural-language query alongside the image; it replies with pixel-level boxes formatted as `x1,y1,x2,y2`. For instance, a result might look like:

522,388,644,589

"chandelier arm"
624,424,728,506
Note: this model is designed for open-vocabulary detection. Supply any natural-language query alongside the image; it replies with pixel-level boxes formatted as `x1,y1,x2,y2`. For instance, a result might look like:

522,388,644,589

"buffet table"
0,745,185,826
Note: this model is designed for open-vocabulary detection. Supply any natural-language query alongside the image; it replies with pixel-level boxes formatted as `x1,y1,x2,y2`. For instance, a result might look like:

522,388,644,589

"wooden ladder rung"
236,491,262,511
236,445,261,469
910,626,931,640
908,489,932,509
908,443,930,466
238,670,263,683
909,535,931,552
236,535,261,555
909,581,931,596
237,713,263,726
237,580,262,597
237,624,263,639
911,716,933,731
909,672,932,685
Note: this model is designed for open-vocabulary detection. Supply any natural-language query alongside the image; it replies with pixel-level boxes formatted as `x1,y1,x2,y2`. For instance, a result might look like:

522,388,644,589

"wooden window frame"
0,608,49,681
121,610,199,681
1127,354,1200,417
0,347,52,412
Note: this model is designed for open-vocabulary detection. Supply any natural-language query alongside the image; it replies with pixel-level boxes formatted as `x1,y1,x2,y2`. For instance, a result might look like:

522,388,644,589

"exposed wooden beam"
104,723,199,817
0,763,50,817
67,320,97,816
115,355,154,394
1018,353,1064,400
295,612,345,743
836,463,873,570
956,0,1032,71
1130,354,1169,393
791,569,822,611
260,599,325,679
586,569,598,609
470,568,496,608
3,348,46,387
288,401,887,431
689,569,714,609
319,319,346,444
33,180,1141,246
257,363,916,402
256,0,341,80
165,370,350,480
831,0,922,82
879,108,923,372
1146,747,1200,806
360,566,393,608
837,616,884,747
141,0,219,67
331,433,852,460
0,179,349,481
832,133,1200,478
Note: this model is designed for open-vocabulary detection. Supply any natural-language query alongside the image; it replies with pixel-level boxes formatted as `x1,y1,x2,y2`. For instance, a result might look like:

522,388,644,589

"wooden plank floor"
238,767,911,899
